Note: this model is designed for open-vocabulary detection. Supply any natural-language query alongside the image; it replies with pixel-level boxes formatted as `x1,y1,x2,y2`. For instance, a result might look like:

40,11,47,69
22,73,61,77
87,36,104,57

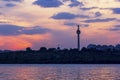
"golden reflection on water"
11,67,39,80
0,65,120,80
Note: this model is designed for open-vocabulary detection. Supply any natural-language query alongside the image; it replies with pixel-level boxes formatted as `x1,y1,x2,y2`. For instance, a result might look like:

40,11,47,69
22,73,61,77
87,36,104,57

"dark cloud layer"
33,0,63,8
69,0,84,7
84,18,116,23
0,25,50,36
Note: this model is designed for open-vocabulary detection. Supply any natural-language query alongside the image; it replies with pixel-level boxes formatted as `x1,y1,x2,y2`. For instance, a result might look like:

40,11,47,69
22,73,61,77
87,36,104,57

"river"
0,64,120,80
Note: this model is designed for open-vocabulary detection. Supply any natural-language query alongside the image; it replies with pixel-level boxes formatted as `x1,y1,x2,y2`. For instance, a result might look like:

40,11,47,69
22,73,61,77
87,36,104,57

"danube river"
0,64,120,80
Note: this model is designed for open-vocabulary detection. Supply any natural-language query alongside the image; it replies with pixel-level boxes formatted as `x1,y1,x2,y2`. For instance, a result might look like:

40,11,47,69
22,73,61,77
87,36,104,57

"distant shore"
0,46,120,64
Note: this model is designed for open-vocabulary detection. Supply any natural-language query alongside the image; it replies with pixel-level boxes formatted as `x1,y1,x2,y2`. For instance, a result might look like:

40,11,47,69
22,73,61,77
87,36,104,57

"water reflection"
0,64,120,80
79,66,119,80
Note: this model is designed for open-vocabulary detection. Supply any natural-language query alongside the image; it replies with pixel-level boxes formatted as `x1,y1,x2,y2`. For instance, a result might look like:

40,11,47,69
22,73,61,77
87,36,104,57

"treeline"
0,44,120,64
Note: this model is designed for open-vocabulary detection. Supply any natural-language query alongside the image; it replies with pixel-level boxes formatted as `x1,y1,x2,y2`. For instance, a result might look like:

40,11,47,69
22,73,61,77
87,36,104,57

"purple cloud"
0,25,50,36
69,0,84,7
95,12,102,17
51,12,90,20
51,12,78,20
78,15,90,18
33,0,63,8
6,3,16,7
112,8,120,14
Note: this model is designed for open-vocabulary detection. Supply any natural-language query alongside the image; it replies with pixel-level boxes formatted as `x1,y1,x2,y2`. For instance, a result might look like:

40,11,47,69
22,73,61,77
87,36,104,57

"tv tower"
76,25,81,51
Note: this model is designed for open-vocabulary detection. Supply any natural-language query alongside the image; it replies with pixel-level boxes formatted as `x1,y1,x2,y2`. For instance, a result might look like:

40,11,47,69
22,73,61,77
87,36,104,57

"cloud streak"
84,18,116,23
64,22,89,27
3,0,23,2
106,25,120,31
80,7,98,11
6,3,16,7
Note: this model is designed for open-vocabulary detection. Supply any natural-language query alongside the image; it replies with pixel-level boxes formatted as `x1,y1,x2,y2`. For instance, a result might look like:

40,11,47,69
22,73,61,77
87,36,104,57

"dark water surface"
0,64,120,80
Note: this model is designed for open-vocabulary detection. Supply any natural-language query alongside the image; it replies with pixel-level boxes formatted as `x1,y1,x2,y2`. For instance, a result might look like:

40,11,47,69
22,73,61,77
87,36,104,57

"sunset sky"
0,0,120,50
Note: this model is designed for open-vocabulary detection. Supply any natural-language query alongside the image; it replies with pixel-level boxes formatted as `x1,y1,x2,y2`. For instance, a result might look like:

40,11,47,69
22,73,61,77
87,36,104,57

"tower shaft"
76,25,81,51
77,33,80,51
